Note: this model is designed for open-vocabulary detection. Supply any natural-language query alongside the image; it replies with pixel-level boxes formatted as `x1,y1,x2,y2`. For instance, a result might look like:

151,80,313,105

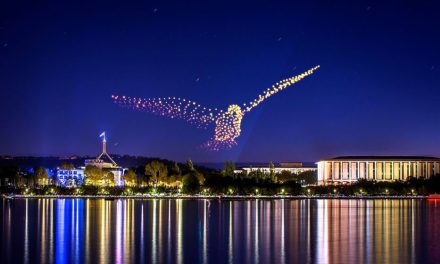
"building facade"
238,162,317,175
84,132,126,186
317,156,440,185
55,133,127,187
56,169,85,187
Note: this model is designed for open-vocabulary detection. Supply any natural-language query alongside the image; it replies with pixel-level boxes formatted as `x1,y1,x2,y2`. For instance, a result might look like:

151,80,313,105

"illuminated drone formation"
112,65,320,150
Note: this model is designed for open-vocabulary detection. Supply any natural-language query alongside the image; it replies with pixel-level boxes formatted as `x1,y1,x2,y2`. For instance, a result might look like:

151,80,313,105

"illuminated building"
56,169,85,187
238,162,317,174
112,65,320,150
55,132,127,187
317,156,440,185
85,132,127,186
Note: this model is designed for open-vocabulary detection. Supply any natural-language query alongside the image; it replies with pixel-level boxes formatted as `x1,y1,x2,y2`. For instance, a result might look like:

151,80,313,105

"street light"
255,188,259,195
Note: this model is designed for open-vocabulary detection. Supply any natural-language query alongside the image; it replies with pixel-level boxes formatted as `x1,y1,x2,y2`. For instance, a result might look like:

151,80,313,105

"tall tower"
100,132,107,154
97,132,117,166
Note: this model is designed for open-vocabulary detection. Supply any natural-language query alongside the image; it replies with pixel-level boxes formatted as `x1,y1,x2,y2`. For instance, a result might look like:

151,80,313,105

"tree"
294,170,318,185
167,162,182,187
139,175,149,187
182,171,201,194
124,169,137,187
59,162,75,170
84,165,104,186
269,161,276,182
171,162,181,176
195,170,205,185
0,166,20,187
34,166,49,186
277,170,293,183
102,172,114,187
187,159,194,171
222,161,235,177
145,160,168,186
248,169,266,182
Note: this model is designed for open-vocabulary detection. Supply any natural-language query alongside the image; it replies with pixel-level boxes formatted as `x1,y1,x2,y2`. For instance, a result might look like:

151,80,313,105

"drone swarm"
112,65,320,150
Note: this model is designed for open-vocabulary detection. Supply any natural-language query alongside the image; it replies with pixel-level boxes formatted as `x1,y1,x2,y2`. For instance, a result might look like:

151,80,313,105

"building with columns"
317,156,440,185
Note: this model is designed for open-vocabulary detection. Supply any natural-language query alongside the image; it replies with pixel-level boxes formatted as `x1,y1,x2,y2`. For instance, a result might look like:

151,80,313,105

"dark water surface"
1,198,440,264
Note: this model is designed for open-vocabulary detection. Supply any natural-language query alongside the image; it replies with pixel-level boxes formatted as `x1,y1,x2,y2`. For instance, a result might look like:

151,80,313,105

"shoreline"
2,194,429,200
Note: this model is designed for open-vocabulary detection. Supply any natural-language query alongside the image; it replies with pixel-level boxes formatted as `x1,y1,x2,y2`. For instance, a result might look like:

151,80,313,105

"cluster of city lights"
112,65,320,150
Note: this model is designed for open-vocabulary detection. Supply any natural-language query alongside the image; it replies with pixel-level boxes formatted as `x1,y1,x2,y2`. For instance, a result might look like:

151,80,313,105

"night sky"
1,1,439,162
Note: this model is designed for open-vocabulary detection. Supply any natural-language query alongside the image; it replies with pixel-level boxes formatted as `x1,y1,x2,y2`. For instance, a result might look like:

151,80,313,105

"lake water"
1,198,440,264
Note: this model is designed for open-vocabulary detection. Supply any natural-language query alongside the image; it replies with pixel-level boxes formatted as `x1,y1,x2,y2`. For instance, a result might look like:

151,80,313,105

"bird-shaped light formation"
112,65,320,150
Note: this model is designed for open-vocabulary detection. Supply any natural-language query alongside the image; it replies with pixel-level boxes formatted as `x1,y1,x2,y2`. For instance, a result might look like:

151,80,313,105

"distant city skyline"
1,2,440,162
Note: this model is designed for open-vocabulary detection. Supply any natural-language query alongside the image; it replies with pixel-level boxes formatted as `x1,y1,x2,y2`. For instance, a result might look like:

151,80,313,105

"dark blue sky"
1,1,439,162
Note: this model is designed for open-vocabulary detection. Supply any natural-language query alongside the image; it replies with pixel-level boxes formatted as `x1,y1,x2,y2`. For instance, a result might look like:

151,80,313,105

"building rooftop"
323,156,440,161
238,162,317,169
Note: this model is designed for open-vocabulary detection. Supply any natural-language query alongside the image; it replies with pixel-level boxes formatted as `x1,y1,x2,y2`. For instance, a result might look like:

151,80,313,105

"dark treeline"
3,157,440,196
0,159,314,195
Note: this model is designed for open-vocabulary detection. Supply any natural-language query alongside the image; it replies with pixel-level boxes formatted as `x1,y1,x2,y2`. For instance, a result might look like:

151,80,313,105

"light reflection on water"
1,198,440,263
